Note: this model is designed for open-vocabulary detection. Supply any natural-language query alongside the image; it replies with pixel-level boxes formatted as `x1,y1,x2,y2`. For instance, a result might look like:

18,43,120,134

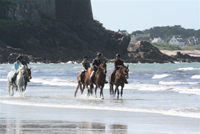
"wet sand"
161,50,200,57
0,103,199,134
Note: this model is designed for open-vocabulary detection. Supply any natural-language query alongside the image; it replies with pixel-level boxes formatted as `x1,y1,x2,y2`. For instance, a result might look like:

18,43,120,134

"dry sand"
161,50,200,57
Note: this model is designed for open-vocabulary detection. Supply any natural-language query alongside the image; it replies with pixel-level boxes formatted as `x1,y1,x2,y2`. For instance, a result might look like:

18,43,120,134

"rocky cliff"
0,0,130,63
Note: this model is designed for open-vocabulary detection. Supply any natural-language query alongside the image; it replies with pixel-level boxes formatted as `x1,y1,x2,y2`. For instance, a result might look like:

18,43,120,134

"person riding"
19,55,30,82
80,56,90,83
11,56,22,84
19,56,28,67
110,54,128,84
90,53,108,85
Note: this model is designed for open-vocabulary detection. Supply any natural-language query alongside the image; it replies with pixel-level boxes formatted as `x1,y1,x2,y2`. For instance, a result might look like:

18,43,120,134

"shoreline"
1,103,199,134
161,50,200,57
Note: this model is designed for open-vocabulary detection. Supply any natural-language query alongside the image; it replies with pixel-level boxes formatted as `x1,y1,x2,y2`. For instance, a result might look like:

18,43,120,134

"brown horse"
24,67,32,91
109,65,129,99
74,67,93,97
91,61,107,99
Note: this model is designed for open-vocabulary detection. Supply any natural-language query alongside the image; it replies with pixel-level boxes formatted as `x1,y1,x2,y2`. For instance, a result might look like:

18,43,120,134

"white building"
152,37,165,43
169,36,185,46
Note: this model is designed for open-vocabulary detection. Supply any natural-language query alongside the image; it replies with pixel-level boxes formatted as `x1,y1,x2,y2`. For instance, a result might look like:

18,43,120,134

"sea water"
0,62,199,119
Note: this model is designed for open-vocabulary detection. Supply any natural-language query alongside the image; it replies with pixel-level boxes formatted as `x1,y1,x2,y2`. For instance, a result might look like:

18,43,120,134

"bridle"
99,62,107,74
120,66,129,79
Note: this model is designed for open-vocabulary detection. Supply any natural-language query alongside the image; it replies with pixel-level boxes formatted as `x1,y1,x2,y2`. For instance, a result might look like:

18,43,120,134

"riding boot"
11,73,17,84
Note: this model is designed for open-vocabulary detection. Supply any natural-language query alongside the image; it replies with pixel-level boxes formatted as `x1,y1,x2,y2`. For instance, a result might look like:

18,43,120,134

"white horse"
7,65,26,96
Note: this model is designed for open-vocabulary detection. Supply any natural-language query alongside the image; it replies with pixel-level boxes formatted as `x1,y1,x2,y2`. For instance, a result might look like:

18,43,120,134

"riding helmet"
97,53,102,57
116,54,120,58
16,56,21,60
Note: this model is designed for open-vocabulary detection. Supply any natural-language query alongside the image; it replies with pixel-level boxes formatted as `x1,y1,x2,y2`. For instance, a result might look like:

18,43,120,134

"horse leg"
115,86,119,99
101,86,104,99
95,86,98,98
121,85,124,98
110,84,113,95
86,85,90,97
74,83,80,97
11,86,14,96
81,85,85,95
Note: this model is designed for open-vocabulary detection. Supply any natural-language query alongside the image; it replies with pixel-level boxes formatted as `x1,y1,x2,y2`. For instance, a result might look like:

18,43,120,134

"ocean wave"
191,75,200,79
171,88,200,95
159,81,200,85
177,67,200,71
31,78,77,87
0,100,199,119
152,74,170,79
0,79,7,82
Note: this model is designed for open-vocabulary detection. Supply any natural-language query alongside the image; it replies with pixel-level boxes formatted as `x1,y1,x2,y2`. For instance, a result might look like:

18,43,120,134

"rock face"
128,41,174,63
0,0,130,63
173,52,200,62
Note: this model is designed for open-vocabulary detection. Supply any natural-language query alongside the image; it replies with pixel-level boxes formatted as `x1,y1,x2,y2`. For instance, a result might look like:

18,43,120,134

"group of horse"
6,62,129,99
74,61,129,99
6,65,32,96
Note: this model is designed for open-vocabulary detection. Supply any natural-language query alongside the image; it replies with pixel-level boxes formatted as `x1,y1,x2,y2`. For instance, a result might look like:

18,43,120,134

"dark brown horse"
74,67,93,97
91,61,107,99
109,65,129,99
24,67,32,91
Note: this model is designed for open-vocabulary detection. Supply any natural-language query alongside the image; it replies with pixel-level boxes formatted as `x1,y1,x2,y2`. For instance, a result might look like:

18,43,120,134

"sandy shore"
161,50,200,57
0,103,199,134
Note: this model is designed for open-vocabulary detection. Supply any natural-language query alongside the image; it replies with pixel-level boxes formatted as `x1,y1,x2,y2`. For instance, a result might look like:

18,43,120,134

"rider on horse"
90,53,108,85
19,55,30,82
19,55,28,67
110,54,128,84
11,56,22,84
80,56,90,83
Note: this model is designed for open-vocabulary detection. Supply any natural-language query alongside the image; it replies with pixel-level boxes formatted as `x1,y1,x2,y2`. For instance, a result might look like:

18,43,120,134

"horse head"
18,65,26,74
99,61,107,74
121,65,129,79
25,67,32,80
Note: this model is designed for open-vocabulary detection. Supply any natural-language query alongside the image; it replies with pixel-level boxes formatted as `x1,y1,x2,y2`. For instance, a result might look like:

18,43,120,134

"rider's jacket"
92,58,101,71
14,62,22,72
114,59,124,70
21,60,27,66
82,61,90,71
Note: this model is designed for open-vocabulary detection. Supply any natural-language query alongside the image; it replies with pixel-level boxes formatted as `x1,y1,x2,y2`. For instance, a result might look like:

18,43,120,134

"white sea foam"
159,81,200,85
177,67,200,71
31,78,77,87
152,74,170,79
0,79,7,82
0,100,199,119
171,87,200,95
191,75,200,79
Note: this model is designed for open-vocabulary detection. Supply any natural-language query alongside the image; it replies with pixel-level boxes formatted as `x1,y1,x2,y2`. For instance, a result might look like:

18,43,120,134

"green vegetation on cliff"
131,25,200,43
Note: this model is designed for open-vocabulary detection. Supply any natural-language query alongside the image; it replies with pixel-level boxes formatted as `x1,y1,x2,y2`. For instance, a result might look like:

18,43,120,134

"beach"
0,63,200,134
0,103,199,134
161,50,200,57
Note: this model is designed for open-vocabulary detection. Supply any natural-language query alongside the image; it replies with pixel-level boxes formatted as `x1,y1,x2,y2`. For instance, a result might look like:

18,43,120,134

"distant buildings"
187,37,198,45
169,36,185,46
152,37,165,43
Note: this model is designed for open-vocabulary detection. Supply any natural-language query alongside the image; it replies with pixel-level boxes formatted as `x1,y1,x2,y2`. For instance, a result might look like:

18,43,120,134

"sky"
91,0,200,33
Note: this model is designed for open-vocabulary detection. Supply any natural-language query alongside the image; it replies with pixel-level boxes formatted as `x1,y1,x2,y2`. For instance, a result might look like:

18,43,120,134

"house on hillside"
151,37,165,43
187,37,199,45
169,36,185,46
